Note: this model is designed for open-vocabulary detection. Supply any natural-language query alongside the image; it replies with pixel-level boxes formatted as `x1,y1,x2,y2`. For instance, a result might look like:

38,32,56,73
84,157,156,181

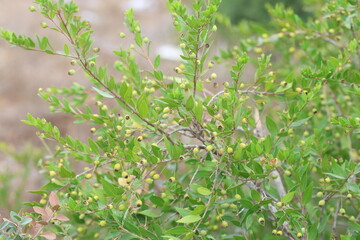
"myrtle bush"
1,0,360,239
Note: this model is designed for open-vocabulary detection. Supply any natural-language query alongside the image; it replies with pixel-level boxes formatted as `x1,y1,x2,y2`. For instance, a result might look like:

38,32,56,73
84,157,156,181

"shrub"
1,0,360,239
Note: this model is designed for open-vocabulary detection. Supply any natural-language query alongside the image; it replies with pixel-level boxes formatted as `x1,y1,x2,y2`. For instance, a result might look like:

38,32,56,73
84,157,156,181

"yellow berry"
114,163,121,171
85,173,92,179
193,147,199,154
206,145,214,151
119,204,126,211
99,220,106,226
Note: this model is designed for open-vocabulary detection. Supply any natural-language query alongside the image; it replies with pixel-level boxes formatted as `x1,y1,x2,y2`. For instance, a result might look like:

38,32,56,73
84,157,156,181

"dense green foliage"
1,0,360,239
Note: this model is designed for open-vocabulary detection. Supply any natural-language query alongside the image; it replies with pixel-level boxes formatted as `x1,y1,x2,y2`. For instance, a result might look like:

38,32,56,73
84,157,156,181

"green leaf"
138,210,160,218
92,87,114,98
59,166,76,178
165,226,191,235
137,94,149,118
281,191,296,203
302,182,313,204
266,116,278,135
176,215,201,223
154,55,161,69
197,187,211,196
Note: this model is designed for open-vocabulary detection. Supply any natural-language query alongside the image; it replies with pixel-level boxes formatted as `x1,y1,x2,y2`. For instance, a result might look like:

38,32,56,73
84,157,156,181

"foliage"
0,143,42,211
1,0,360,239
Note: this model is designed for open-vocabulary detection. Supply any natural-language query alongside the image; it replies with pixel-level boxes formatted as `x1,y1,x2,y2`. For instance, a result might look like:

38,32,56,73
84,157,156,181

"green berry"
29,6,36,12
68,69,76,75
318,199,325,206
41,22,48,28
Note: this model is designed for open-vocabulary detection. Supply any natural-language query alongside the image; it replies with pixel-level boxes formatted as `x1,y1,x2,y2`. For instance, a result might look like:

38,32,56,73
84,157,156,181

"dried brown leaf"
49,192,59,208
33,206,46,215
41,232,57,240
53,214,70,222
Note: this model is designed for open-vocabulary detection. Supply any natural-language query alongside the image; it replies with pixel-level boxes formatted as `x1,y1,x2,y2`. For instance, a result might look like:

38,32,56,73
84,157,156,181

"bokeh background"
0,0,310,216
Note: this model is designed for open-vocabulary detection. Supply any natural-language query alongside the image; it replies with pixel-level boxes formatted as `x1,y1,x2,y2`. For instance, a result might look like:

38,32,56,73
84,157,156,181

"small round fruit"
325,177,331,183
118,204,126,211
297,232,303,238
276,202,282,207
227,147,233,154
114,163,121,171
200,230,207,236
339,208,346,215
49,171,56,177
258,217,265,225
169,177,176,182
136,200,142,207
68,69,76,75
346,193,352,199
153,174,160,180
85,173,92,179
235,194,241,200
119,32,126,38
29,6,36,12
40,199,47,205
99,220,106,226
277,231,283,236
146,178,153,184
349,216,356,222
316,192,324,198
285,170,292,176
93,48,100,53
206,145,214,151
318,199,325,206
221,221,228,227
41,22,48,28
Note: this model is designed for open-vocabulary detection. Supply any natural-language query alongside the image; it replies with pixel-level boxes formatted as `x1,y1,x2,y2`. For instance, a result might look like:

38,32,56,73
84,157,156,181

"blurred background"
0,0,310,216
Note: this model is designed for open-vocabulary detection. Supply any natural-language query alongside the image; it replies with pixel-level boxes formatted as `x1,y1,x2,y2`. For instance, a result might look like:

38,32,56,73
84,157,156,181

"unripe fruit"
285,170,292,176
210,73,217,79
276,202,282,207
99,220,106,226
272,174,278,179
325,177,331,183
163,107,170,113
297,232,303,238
93,48,100,53
169,177,176,182
235,194,241,200
174,67,182,74
206,145,214,151
316,192,324,198
41,22,48,28
29,6,36,12
227,147,233,154
212,25,217,31
272,230,277,235
119,32,126,38
114,163,121,171
153,174,160,180
200,230,207,236
258,217,265,225
85,173,92,179
347,193,352,199
107,204,113,210
93,195,99,200
49,171,56,177
68,69,76,75
136,200,142,207
184,194,189,200
143,37,149,43
145,178,153,184
318,199,325,206
122,172,129,178
179,43,186,48
339,208,346,215
239,143,246,148
349,216,356,222
221,221,228,227
40,199,47,205
119,204,126,211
